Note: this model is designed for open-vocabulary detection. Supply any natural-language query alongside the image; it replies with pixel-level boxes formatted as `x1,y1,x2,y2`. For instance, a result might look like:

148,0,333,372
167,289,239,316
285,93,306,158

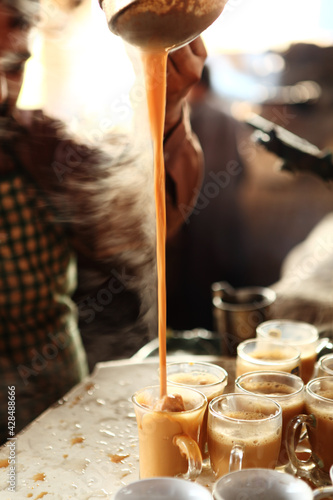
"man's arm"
164,37,207,238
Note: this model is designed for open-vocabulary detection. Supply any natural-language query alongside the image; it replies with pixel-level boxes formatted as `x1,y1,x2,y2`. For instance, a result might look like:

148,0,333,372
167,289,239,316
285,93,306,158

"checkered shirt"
0,169,88,443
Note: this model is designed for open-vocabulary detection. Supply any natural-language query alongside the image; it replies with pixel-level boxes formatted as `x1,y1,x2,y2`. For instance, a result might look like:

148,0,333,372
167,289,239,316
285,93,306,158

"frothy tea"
240,380,305,465
168,371,221,390
236,347,301,378
208,408,281,477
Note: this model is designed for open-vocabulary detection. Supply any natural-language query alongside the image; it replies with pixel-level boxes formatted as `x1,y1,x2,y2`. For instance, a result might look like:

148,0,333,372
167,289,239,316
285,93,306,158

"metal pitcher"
98,0,229,50
212,281,276,356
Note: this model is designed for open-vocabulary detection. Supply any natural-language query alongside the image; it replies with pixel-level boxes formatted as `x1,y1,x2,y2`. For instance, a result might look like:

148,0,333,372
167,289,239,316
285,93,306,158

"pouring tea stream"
99,0,229,397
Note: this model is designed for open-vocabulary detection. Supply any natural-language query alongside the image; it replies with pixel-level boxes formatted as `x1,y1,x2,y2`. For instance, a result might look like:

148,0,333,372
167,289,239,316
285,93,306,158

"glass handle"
173,434,203,480
286,413,319,473
229,443,244,473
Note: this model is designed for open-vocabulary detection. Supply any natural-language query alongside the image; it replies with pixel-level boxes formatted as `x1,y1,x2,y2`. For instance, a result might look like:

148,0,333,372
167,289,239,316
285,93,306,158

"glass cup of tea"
132,384,207,479
287,376,333,487
317,353,333,377
256,320,320,383
166,361,228,461
236,339,302,379
212,468,333,500
207,393,282,477
235,370,305,467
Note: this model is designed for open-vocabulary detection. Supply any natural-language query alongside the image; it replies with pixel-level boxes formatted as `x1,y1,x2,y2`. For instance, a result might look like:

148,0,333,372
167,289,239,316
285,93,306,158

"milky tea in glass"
256,320,319,383
287,377,333,482
207,393,282,477
167,361,228,458
236,339,301,378
132,385,207,479
317,353,333,377
235,370,305,466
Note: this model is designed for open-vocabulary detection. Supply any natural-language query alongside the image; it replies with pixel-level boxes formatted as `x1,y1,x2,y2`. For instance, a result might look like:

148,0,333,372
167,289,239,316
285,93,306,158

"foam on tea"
241,381,295,397
168,371,221,387
208,409,281,477
251,349,291,361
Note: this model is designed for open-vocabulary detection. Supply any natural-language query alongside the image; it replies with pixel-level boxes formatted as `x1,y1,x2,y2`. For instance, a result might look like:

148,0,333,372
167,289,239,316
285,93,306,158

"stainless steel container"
212,281,276,356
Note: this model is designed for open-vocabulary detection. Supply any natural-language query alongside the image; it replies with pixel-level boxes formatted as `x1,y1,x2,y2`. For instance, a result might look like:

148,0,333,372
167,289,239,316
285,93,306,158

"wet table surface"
0,355,236,500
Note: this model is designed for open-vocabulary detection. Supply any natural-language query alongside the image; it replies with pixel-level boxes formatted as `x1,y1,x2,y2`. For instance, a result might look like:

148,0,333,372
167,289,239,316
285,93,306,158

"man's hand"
165,36,207,137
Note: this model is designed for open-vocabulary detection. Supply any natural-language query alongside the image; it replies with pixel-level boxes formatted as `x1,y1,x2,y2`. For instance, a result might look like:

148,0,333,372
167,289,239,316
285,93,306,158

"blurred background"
17,0,333,353
19,0,333,126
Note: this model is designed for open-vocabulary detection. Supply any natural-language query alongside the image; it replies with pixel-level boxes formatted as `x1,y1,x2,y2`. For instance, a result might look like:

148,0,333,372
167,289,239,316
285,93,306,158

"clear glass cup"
287,377,333,487
236,339,301,379
235,370,305,467
132,384,207,479
317,353,333,377
167,361,228,461
256,320,319,383
207,393,282,477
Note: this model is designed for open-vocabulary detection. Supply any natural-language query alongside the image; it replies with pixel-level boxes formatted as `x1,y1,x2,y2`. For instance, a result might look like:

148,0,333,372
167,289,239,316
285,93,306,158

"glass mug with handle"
207,393,282,477
317,353,333,377
236,338,302,378
287,376,333,487
166,361,228,461
212,468,333,500
235,370,305,467
256,319,327,383
132,384,207,479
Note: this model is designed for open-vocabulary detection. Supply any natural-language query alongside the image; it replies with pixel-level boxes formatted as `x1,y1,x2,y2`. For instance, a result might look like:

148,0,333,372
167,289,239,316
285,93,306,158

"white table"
0,356,235,499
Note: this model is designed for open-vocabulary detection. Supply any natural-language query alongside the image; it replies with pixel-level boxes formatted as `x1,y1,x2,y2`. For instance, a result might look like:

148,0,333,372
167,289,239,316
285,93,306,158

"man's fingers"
168,36,207,76
187,36,207,58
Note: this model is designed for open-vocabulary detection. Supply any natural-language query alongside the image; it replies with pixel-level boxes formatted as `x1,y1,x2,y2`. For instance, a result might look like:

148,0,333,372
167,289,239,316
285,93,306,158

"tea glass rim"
208,392,282,423
132,384,208,414
235,370,304,400
115,477,213,500
307,376,333,403
319,354,333,376
166,361,228,389
257,319,319,346
212,467,313,499
237,339,301,366
212,285,276,312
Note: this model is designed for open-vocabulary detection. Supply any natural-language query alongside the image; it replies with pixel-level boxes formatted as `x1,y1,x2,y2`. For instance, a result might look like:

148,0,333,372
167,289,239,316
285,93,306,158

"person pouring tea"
0,0,206,444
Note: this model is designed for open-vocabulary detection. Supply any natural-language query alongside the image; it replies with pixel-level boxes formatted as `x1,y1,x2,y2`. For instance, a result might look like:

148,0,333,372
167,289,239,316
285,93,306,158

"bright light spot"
18,0,333,128
203,0,332,53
